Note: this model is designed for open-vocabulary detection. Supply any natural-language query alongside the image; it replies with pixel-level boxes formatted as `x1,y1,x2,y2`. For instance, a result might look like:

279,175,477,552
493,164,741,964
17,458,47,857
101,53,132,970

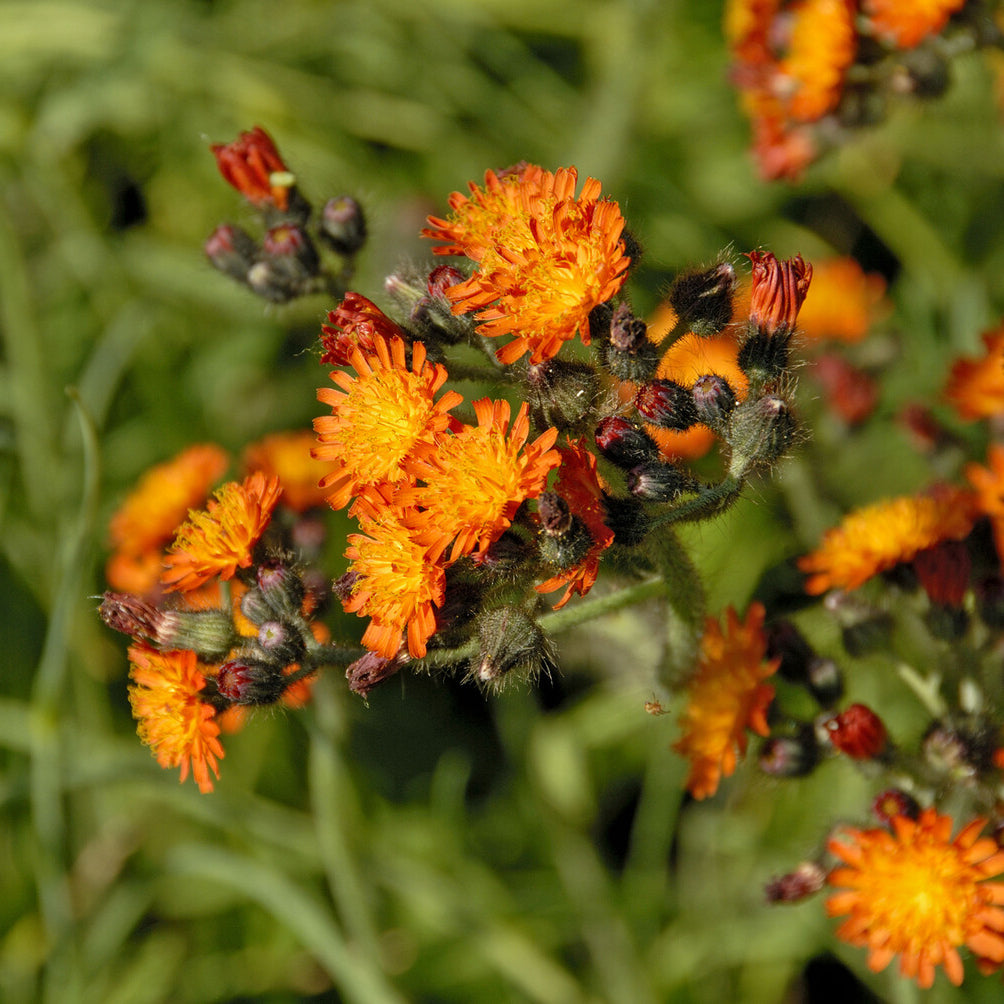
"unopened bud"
635,379,698,431
526,359,600,433
667,262,736,336
346,650,406,698
746,251,812,337
764,861,825,904
825,592,893,658
599,302,660,382
595,416,661,470
474,606,555,689
737,328,792,384
976,575,1004,630
758,727,819,778
257,224,319,291
764,619,814,684
319,195,366,255
626,459,694,502
205,224,257,285
922,715,998,779
320,292,405,366
806,656,844,707
871,788,920,825
727,393,797,472
691,373,737,434
257,558,306,618
215,658,288,705
819,704,887,760
257,619,307,665
537,498,594,570
601,493,650,546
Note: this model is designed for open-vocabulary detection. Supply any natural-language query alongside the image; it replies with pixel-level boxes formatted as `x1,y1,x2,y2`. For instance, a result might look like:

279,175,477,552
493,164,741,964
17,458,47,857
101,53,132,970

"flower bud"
691,373,737,434
211,126,293,212
819,704,887,760
667,262,736,336
250,224,319,301
215,658,288,705
598,302,660,382
634,379,698,431
764,619,814,683
758,726,819,778
319,195,366,255
256,558,306,618
913,540,970,608
737,328,792,384
595,416,661,470
601,493,650,546
727,393,797,472
976,575,1004,630
99,592,237,661
626,459,694,502
204,224,257,285
320,292,406,366
871,789,920,825
824,592,893,658
537,495,594,570
346,650,406,698
527,359,600,433
257,619,307,665
764,861,825,904
922,715,998,780
474,606,555,689
806,656,844,707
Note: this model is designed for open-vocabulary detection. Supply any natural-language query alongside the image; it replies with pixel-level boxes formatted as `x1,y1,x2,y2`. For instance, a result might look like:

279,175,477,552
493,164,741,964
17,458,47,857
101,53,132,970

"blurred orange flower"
797,258,888,344
944,325,1004,421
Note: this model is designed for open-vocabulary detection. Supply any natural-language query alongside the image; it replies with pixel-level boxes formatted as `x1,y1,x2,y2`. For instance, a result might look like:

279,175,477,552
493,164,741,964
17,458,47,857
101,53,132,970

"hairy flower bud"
601,493,650,546
537,494,594,570
746,251,812,337
764,861,825,904
320,292,406,366
737,328,792,384
635,379,698,431
806,656,844,707
257,619,307,665
599,302,660,382
764,619,814,683
595,416,661,470
727,393,797,472
474,606,555,689
257,558,306,618
204,224,257,285
527,359,600,433
319,195,367,255
346,650,407,698
871,788,920,825
691,373,737,434
248,224,319,302
819,704,888,759
758,726,819,778
626,459,694,502
667,262,736,336
215,657,288,705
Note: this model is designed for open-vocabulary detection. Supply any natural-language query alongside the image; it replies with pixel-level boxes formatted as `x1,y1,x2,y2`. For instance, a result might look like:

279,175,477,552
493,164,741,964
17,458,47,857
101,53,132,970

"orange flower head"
863,0,967,49
424,165,631,364
406,399,561,563
313,335,463,511
536,438,615,608
128,643,224,793
673,603,779,800
827,808,1004,988
777,0,857,122
966,443,1004,561
320,293,407,367
106,444,229,592
162,472,282,592
945,325,1004,421
243,430,336,513
797,257,889,344
211,126,292,211
343,493,447,659
798,487,978,595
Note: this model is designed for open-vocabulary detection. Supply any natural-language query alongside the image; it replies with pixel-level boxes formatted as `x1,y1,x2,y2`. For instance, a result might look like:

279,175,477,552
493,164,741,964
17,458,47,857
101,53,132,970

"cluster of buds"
726,0,1004,180
205,126,366,302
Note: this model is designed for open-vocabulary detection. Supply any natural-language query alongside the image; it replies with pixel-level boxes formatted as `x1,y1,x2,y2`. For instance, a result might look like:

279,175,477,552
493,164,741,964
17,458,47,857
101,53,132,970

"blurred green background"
4,0,1004,1000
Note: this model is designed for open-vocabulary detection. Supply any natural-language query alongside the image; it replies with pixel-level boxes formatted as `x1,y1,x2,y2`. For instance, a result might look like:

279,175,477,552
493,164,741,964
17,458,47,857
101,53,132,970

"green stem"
897,662,947,718
649,475,741,528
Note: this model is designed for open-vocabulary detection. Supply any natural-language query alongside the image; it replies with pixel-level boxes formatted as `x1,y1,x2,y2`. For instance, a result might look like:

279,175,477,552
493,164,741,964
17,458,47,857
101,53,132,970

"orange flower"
863,0,967,49
798,487,978,594
343,494,447,659
797,257,888,344
827,808,1004,988
162,472,282,592
966,443,1004,560
944,325,1004,421
406,399,561,563
243,430,335,513
313,335,463,511
424,165,630,364
128,643,224,793
211,126,292,211
642,305,750,460
536,438,615,608
673,603,779,800
778,0,857,122
106,444,229,593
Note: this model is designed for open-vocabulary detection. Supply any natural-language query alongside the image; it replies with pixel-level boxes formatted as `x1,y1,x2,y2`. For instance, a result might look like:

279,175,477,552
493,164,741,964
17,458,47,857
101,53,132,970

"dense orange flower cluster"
423,164,630,363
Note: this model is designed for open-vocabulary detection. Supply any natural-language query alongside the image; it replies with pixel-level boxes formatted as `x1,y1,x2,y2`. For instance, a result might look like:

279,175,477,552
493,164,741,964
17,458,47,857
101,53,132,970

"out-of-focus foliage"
4,0,1004,1000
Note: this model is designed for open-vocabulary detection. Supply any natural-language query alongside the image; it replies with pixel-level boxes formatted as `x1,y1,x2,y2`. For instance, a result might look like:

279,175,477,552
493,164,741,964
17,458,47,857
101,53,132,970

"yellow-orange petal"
863,0,967,49
128,643,223,792
945,325,1004,421
243,429,338,512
